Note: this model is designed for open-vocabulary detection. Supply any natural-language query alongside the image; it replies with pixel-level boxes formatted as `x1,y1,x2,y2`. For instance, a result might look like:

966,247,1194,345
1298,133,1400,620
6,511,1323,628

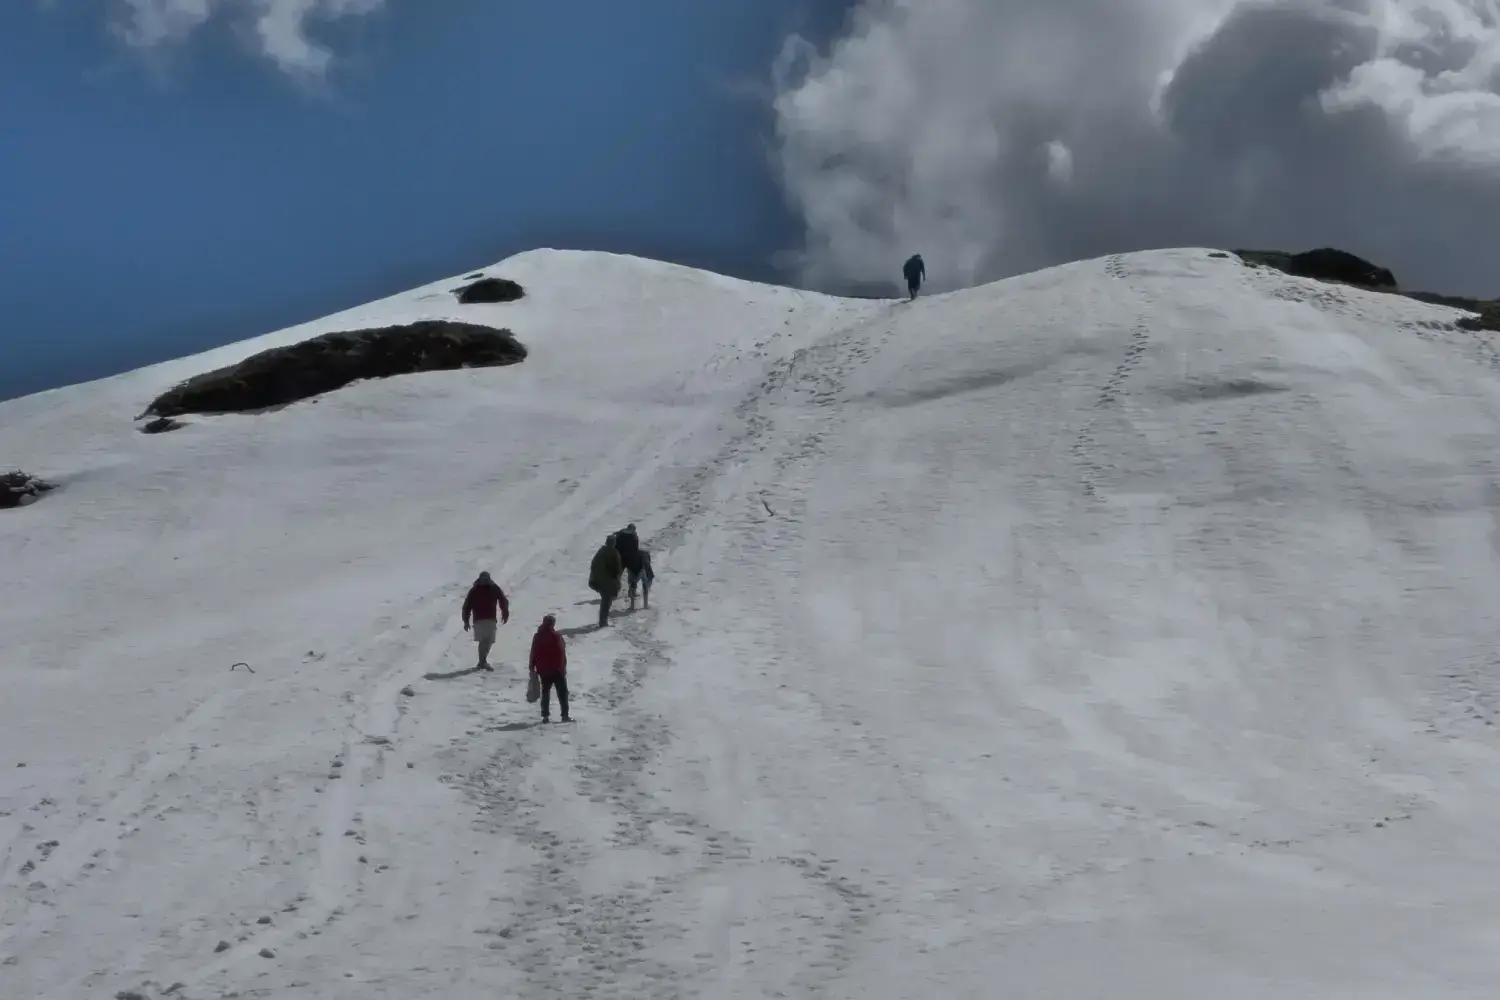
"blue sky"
0,2,851,400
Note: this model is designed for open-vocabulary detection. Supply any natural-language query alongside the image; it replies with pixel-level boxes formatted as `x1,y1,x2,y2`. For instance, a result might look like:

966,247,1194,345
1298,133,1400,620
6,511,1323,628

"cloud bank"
770,0,1500,296
112,0,384,77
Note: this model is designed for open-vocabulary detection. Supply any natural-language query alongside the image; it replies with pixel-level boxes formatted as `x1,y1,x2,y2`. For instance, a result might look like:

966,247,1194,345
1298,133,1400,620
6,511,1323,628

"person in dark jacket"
902,254,925,300
588,535,623,628
461,571,510,671
529,614,569,722
614,523,651,610
615,523,641,572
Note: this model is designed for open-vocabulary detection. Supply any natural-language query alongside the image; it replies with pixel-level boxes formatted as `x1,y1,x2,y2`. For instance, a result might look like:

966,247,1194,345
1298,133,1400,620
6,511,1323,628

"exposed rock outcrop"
1,470,55,509
1236,248,1396,289
454,276,525,305
1235,247,1499,330
144,321,527,417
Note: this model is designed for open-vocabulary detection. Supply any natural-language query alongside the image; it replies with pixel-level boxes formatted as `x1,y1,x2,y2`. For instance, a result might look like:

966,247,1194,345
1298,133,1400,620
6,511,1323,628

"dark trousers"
907,279,920,299
598,592,615,627
541,674,569,719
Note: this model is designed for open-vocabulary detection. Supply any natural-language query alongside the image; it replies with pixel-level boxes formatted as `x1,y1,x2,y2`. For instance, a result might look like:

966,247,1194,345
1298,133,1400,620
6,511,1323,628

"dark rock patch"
140,416,185,434
1235,247,1500,331
143,321,527,418
464,272,485,279
1208,251,1230,258
1287,248,1396,288
1163,378,1290,404
1,470,55,509
1236,248,1395,288
454,276,525,304
1398,291,1500,331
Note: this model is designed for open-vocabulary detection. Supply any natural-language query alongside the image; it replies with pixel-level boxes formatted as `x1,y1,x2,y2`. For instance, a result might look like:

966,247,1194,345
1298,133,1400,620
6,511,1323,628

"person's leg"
599,593,612,627
541,676,553,720
628,569,639,609
556,675,570,720
475,619,496,668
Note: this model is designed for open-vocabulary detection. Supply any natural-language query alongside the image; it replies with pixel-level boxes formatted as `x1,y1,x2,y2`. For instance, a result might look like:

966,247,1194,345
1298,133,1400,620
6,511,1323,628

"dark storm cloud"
771,0,1500,296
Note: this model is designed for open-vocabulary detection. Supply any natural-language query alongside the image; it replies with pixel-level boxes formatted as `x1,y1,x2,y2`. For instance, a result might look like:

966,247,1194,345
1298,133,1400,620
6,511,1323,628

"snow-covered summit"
4,246,1500,998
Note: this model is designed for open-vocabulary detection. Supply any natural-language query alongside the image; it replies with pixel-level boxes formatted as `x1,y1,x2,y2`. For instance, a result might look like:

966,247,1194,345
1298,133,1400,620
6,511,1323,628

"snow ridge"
5,247,1500,998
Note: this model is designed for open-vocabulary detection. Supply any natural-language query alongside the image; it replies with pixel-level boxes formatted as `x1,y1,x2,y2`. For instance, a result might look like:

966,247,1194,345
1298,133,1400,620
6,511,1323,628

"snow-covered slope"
5,247,1500,998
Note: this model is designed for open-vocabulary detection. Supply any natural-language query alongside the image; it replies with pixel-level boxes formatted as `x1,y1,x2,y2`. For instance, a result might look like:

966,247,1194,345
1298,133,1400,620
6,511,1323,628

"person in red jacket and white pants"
461,571,510,671
529,614,569,722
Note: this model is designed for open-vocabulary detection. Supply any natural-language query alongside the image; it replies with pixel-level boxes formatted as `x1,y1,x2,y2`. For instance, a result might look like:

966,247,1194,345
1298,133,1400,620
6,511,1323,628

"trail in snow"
5,248,1500,997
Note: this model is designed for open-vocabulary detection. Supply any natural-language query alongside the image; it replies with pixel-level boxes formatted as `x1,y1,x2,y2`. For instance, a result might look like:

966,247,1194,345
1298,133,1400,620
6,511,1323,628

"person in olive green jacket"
589,534,624,628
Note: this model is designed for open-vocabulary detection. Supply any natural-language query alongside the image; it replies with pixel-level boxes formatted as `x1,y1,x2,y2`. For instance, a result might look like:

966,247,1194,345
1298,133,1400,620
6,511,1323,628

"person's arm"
498,586,510,624
559,636,567,671
461,588,473,629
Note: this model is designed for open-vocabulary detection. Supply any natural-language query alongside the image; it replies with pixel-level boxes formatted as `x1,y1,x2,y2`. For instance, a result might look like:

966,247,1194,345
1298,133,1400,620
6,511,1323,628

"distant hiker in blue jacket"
903,254,925,300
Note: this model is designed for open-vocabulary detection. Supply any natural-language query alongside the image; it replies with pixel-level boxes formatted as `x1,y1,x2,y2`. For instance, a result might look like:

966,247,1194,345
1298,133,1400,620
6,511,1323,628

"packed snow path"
5,248,1500,997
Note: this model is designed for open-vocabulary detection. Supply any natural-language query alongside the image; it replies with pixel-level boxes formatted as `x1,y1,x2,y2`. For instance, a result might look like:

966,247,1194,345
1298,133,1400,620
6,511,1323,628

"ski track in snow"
8,248,1500,997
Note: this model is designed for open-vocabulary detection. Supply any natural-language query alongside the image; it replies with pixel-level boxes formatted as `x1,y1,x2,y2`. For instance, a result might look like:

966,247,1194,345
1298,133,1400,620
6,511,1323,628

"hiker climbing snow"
529,614,569,722
461,570,510,671
903,254,925,301
589,534,624,628
614,523,655,610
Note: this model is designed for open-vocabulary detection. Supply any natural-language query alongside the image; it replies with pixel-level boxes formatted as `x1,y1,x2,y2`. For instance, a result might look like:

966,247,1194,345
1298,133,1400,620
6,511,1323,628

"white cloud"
771,0,1500,294
114,0,213,48
1044,141,1073,188
111,0,386,77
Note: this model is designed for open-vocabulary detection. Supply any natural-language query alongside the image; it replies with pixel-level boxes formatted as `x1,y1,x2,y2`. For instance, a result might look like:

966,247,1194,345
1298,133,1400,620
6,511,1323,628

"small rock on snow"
214,940,231,953
259,947,276,959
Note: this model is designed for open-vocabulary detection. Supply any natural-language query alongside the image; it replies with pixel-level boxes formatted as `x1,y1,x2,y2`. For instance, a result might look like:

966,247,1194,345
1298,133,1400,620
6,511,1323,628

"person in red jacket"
461,571,510,671
529,614,569,722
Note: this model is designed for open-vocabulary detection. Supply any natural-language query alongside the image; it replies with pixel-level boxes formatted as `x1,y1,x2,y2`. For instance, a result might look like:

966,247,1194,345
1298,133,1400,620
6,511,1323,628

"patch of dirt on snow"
143,321,527,417
453,276,525,305
0,469,56,509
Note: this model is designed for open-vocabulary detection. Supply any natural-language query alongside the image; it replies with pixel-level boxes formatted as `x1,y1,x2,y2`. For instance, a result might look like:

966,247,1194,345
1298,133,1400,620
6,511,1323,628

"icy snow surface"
5,248,1500,998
